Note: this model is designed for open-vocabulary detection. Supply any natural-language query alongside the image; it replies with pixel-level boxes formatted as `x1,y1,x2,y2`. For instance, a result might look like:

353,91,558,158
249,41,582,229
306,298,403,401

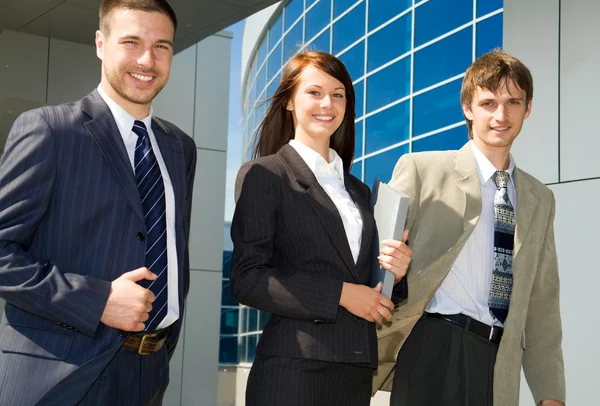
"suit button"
354,316,361,322
137,232,145,241
313,320,324,325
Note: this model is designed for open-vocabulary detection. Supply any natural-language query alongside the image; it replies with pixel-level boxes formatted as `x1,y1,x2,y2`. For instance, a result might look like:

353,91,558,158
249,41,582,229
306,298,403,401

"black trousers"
246,355,373,406
390,315,499,406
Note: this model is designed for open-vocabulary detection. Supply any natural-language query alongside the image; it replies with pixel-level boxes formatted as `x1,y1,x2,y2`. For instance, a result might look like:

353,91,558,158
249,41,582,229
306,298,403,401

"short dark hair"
252,51,356,172
461,49,533,138
99,0,177,34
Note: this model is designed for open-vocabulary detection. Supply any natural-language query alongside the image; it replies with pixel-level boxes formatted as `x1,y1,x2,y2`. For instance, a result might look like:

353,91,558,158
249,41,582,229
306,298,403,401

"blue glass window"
285,0,304,30
219,336,238,364
338,41,364,81
365,100,409,154
256,66,266,97
220,308,239,334
366,57,410,113
364,145,409,188
307,28,330,53
239,336,248,362
415,0,472,47
413,78,463,136
334,0,358,18
248,308,259,332
248,334,259,362
259,311,270,330
412,125,468,152
350,161,363,180
368,0,411,31
267,43,282,79
333,2,365,54
477,0,503,17
267,73,281,100
257,40,268,68
476,13,502,57
283,21,304,65
413,27,472,92
306,0,331,42
221,280,237,306
222,251,232,278
307,0,318,6
368,12,411,72
269,15,283,51
354,80,364,118
354,120,363,160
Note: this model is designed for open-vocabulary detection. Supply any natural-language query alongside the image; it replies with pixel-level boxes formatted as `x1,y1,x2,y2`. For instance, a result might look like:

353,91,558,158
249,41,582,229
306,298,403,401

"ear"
462,103,473,120
285,99,294,111
524,100,532,119
95,30,105,61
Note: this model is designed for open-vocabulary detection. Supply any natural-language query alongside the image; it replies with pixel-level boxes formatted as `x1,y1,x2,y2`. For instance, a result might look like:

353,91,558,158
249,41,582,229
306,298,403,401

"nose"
494,104,507,122
137,49,156,68
320,95,332,108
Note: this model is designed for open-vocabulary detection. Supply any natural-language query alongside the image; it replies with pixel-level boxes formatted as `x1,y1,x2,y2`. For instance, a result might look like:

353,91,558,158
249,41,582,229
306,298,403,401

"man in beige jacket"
374,50,565,406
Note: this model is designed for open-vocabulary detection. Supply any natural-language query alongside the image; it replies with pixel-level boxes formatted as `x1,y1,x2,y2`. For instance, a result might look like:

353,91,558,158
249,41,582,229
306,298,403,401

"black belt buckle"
488,325,503,343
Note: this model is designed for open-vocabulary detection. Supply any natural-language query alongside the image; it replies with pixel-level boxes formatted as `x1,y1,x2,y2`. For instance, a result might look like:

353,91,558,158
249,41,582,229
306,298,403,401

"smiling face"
463,80,532,159
96,8,174,118
285,64,347,150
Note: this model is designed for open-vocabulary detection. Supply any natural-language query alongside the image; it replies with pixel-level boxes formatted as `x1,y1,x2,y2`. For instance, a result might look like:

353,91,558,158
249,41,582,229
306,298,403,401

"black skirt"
246,355,373,406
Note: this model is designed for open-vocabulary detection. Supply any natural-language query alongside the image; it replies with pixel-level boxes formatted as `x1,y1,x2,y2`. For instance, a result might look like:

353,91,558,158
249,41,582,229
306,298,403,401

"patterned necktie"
132,120,168,332
489,170,515,324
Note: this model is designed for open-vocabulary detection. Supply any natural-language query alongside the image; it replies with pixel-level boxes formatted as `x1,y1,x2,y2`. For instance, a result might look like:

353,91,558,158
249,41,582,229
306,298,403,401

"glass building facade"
228,0,504,364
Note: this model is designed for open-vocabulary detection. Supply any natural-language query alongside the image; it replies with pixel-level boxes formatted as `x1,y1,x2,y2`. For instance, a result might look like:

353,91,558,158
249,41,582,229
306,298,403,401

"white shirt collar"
470,140,515,186
97,84,154,139
289,139,344,180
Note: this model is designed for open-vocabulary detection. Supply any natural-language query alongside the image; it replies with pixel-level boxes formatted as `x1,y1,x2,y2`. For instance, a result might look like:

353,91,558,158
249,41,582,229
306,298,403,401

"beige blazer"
373,143,565,405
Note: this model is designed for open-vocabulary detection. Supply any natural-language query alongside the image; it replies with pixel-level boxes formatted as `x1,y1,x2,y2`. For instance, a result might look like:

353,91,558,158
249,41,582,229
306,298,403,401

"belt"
121,328,169,355
425,312,504,344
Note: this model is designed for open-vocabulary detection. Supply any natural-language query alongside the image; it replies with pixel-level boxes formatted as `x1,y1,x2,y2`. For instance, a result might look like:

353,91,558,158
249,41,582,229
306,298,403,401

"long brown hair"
252,51,356,172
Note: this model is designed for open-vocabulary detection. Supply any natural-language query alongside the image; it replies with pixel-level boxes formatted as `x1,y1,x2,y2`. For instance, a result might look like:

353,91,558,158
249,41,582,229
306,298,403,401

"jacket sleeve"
230,161,343,323
0,110,111,337
522,193,566,404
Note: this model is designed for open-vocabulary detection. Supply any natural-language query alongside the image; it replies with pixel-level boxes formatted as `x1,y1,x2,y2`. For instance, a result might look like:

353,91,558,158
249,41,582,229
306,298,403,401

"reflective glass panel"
221,279,237,306
338,41,364,81
354,120,364,160
476,13,502,57
365,100,409,154
477,0,502,17
354,79,364,118
368,0,411,31
307,28,330,52
285,0,304,30
267,43,283,79
283,21,304,65
415,0,472,47
413,26,472,92
269,15,283,51
219,336,238,364
366,57,410,113
367,12,411,71
306,0,332,41
364,144,409,188
332,2,365,54
350,161,363,180
412,78,463,136
220,308,239,335
412,125,467,152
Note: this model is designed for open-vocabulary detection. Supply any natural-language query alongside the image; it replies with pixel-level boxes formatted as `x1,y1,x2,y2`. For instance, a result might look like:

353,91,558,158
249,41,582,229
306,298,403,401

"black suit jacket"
230,144,378,367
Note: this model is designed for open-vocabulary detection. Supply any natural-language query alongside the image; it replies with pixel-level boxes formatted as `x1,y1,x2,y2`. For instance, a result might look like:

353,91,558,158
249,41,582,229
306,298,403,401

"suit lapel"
454,143,483,237
346,176,374,271
279,145,360,281
513,167,539,259
82,91,144,223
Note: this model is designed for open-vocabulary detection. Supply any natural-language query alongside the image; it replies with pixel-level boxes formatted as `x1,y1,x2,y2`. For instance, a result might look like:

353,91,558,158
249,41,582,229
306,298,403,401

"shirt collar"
97,84,154,140
470,140,515,186
289,139,344,180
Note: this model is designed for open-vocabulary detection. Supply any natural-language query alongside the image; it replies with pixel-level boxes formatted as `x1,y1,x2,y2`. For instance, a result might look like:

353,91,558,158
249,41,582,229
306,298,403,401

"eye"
481,101,494,107
332,93,345,99
509,100,521,105
308,90,320,96
156,44,170,50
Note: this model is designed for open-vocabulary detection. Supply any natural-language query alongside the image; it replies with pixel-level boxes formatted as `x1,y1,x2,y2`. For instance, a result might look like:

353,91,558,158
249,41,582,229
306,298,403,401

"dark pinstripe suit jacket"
231,144,378,368
0,90,196,405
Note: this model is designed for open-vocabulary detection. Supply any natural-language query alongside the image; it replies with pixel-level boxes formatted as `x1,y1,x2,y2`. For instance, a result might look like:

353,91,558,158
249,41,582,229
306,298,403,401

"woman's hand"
378,230,412,284
339,282,394,324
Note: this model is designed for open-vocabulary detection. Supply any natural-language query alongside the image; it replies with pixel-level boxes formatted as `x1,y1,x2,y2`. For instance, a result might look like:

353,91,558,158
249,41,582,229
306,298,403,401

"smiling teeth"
315,116,333,121
131,73,153,82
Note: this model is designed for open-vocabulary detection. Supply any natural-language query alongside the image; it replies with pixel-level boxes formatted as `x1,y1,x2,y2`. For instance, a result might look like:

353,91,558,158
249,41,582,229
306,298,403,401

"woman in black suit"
230,51,412,406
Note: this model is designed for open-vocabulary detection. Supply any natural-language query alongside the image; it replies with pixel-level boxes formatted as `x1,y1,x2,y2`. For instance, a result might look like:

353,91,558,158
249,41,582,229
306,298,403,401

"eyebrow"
307,84,346,91
119,35,174,48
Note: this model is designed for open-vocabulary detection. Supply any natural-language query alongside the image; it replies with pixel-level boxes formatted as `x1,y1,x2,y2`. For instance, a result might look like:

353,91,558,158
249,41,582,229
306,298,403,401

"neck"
100,80,151,120
294,133,330,162
472,139,511,170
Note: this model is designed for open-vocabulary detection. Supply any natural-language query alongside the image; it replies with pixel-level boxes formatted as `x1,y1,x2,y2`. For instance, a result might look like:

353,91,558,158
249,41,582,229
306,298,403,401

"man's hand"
100,267,157,332
339,282,394,324
540,401,565,406
378,229,413,284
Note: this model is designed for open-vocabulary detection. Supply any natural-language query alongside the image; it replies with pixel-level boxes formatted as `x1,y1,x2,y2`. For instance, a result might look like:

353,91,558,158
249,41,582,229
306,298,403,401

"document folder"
370,178,410,302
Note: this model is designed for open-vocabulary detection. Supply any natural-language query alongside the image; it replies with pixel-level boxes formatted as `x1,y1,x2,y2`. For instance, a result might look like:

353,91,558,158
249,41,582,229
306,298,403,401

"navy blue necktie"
132,120,168,332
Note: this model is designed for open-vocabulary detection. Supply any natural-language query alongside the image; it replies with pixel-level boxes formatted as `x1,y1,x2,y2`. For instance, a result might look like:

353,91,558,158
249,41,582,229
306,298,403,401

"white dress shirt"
98,85,179,329
426,141,516,327
289,139,363,263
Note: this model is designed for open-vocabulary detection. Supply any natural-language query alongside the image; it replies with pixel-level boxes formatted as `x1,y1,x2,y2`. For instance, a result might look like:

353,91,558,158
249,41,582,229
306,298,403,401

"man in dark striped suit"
0,1,196,404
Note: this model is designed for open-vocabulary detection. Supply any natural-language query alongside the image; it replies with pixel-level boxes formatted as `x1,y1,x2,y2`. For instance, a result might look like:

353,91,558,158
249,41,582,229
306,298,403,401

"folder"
370,178,410,302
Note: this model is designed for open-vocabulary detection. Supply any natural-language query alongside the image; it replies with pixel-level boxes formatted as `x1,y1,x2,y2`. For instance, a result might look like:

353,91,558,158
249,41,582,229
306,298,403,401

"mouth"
129,72,156,86
491,126,510,134
313,115,335,123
